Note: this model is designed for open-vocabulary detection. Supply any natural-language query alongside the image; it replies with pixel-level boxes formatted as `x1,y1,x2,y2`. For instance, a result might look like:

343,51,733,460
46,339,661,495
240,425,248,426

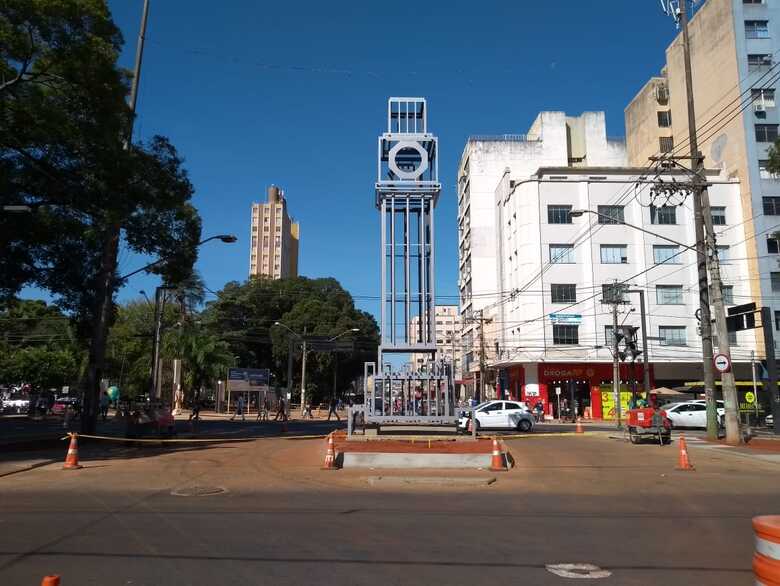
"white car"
458,400,535,432
691,400,725,426
663,401,716,429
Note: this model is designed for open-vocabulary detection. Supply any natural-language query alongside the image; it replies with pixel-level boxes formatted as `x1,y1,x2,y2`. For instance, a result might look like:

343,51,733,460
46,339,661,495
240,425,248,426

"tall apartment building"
625,0,780,353
457,112,626,393
249,185,300,279
456,109,756,417
409,305,462,378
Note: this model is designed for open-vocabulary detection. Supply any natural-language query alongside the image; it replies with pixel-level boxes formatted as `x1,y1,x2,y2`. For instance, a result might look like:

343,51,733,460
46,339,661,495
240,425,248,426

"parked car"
2,394,30,414
458,400,535,432
663,401,716,429
690,399,725,427
52,396,80,416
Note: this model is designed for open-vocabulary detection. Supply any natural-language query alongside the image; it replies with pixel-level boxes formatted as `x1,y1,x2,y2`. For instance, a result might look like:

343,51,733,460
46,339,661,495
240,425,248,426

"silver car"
458,400,535,433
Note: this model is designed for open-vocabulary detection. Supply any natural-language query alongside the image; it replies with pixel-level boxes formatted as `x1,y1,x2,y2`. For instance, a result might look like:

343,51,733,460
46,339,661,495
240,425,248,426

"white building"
457,112,627,393
409,305,462,378
458,110,757,418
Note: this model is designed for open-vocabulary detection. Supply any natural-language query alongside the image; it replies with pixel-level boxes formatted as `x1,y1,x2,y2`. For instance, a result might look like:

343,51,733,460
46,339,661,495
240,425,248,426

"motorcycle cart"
627,407,671,445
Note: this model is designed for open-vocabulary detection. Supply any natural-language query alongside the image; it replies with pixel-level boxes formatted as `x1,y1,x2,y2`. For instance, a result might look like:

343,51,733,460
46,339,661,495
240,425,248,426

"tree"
202,277,379,404
165,324,234,402
0,1,202,431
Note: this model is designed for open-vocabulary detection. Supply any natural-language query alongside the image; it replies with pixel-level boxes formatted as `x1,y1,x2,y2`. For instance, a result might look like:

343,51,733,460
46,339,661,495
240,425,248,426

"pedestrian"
274,397,287,422
303,401,313,419
99,391,110,422
327,396,341,421
189,392,201,422
534,400,544,423
230,394,245,421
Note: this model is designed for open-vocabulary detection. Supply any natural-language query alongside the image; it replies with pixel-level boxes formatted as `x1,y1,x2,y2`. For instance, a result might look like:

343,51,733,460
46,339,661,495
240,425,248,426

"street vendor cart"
627,407,672,445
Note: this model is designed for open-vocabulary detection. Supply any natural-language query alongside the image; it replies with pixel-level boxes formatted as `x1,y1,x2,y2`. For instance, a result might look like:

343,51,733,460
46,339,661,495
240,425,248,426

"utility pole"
82,0,150,434
627,289,651,396
761,307,780,434
476,309,492,402
676,0,740,444
300,326,308,416
612,298,621,429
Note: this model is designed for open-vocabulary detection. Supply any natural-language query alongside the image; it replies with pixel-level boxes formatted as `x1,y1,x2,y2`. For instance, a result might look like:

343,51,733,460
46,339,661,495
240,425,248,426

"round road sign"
713,353,731,373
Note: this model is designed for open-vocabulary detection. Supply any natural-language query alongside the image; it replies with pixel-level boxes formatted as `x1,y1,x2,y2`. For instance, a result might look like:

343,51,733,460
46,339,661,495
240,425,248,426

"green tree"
165,324,234,401
1,1,202,430
202,277,379,404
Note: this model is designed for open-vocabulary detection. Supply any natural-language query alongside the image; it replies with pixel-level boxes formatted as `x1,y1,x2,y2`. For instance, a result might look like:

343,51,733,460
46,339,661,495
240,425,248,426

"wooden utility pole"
476,310,492,402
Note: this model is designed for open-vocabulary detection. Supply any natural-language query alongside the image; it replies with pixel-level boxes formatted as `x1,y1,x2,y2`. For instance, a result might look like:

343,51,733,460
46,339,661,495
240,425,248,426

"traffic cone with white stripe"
40,576,60,586
489,437,507,471
676,433,694,471
753,516,780,585
322,433,337,470
63,433,82,470
575,418,584,434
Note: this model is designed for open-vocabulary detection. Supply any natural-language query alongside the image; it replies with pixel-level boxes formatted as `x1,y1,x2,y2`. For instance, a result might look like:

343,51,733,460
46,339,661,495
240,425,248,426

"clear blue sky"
99,0,678,318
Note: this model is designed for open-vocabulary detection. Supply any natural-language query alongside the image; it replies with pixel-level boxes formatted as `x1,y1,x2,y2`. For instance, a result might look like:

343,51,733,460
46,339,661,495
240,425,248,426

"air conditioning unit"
755,103,767,112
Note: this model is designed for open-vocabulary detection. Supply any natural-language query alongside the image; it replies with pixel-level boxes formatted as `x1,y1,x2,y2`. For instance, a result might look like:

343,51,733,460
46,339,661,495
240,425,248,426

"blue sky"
96,0,679,319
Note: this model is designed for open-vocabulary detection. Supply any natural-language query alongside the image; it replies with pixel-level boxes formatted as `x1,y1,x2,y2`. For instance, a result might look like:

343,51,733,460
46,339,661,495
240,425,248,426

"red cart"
627,407,672,445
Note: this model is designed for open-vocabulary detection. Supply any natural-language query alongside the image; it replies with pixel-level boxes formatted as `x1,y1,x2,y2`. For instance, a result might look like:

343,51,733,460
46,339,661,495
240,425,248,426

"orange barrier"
41,576,60,586
489,437,507,471
62,433,82,470
575,419,584,434
754,516,780,585
322,433,337,470
676,434,694,471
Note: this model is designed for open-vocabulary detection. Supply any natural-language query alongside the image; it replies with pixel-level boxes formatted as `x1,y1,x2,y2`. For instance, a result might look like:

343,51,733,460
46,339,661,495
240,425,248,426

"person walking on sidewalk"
302,401,313,419
230,395,245,421
274,397,288,422
327,396,341,421
257,396,270,422
99,391,110,422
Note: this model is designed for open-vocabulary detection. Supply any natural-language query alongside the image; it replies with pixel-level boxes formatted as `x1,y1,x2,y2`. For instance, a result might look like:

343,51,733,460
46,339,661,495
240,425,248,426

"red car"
52,397,80,416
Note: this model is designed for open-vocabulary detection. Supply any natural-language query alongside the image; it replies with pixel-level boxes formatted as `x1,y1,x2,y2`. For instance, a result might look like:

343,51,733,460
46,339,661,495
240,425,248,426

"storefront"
496,362,656,420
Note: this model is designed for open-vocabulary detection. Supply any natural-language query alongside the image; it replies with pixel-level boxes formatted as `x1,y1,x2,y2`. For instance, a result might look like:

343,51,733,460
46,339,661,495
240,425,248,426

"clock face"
388,140,429,180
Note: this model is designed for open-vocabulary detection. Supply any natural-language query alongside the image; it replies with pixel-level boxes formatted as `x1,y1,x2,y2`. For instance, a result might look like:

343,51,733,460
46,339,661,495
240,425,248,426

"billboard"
227,368,270,393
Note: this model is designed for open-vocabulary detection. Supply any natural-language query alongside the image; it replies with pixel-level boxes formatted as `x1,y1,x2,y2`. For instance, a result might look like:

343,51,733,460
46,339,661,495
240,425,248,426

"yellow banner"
601,388,634,421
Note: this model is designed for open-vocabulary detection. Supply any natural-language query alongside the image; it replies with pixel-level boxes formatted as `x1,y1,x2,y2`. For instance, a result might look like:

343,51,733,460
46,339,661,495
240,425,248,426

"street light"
273,321,305,416
328,328,360,342
120,234,238,281
568,209,697,252
328,329,360,403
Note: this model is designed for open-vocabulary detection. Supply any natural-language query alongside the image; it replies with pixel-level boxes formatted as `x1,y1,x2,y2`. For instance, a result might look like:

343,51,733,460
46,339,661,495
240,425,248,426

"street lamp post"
328,329,360,400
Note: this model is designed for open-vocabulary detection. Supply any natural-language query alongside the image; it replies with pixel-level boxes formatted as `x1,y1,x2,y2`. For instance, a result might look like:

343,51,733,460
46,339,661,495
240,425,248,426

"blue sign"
227,368,270,392
549,313,582,324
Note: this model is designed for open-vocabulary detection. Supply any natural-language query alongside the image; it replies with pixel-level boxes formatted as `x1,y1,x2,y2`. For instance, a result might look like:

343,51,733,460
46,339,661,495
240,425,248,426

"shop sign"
549,313,582,324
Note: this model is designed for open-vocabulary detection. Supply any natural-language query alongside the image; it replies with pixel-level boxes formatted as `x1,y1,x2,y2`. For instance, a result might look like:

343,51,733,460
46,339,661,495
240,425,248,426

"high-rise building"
409,305,462,378
625,0,780,352
249,185,300,279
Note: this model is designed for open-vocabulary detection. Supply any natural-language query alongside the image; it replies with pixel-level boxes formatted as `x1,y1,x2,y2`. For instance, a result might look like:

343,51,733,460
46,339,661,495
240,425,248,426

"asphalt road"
0,431,776,585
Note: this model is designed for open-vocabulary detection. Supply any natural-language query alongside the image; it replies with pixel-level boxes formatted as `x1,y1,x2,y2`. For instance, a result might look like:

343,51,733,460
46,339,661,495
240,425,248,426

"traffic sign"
745,391,756,404
713,353,731,374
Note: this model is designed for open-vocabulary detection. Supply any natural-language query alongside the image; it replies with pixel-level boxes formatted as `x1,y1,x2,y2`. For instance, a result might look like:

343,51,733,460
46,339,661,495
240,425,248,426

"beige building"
625,0,780,353
409,305,462,377
249,185,300,279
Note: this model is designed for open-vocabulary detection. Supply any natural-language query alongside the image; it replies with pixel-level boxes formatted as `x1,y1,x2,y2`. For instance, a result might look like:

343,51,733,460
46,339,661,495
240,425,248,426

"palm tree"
166,324,233,404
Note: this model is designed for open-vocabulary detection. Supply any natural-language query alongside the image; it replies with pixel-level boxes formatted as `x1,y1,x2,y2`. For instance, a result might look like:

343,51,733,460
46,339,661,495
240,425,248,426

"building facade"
625,0,780,354
249,185,300,279
492,165,755,419
409,305,462,378
457,112,626,395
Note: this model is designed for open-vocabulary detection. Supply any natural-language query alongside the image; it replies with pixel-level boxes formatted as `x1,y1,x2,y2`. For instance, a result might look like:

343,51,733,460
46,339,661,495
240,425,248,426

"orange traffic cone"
322,433,337,470
41,576,60,586
676,434,695,471
489,437,507,471
575,418,584,434
62,433,82,470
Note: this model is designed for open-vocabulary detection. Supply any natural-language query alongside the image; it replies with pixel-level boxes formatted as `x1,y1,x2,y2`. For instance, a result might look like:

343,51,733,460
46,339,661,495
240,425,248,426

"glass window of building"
653,245,681,264
656,285,683,305
770,237,780,254
650,205,677,225
552,324,579,345
600,244,628,264
659,136,674,152
716,245,730,264
659,326,687,346
597,205,625,224
549,244,575,264
756,124,779,142
711,207,726,225
551,284,577,303
746,20,770,38
547,205,572,224
722,285,734,305
764,196,780,215
748,54,773,71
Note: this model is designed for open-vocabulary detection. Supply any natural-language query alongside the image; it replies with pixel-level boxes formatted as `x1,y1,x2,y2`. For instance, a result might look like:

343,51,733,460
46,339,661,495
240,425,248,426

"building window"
549,244,575,264
769,237,780,254
656,285,684,305
264,226,269,232
657,111,672,127
547,205,572,224
753,88,776,108
749,54,773,72
722,285,734,305
597,205,625,224
659,136,674,152
744,0,766,4
711,206,727,225
716,245,730,264
600,244,628,264
746,20,770,39
772,272,780,291
765,196,780,214
251,237,257,246
650,205,677,225
552,324,579,345
760,160,779,179
275,236,281,246
653,245,682,264
659,326,687,346
756,124,779,142
551,284,577,303
775,310,780,330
